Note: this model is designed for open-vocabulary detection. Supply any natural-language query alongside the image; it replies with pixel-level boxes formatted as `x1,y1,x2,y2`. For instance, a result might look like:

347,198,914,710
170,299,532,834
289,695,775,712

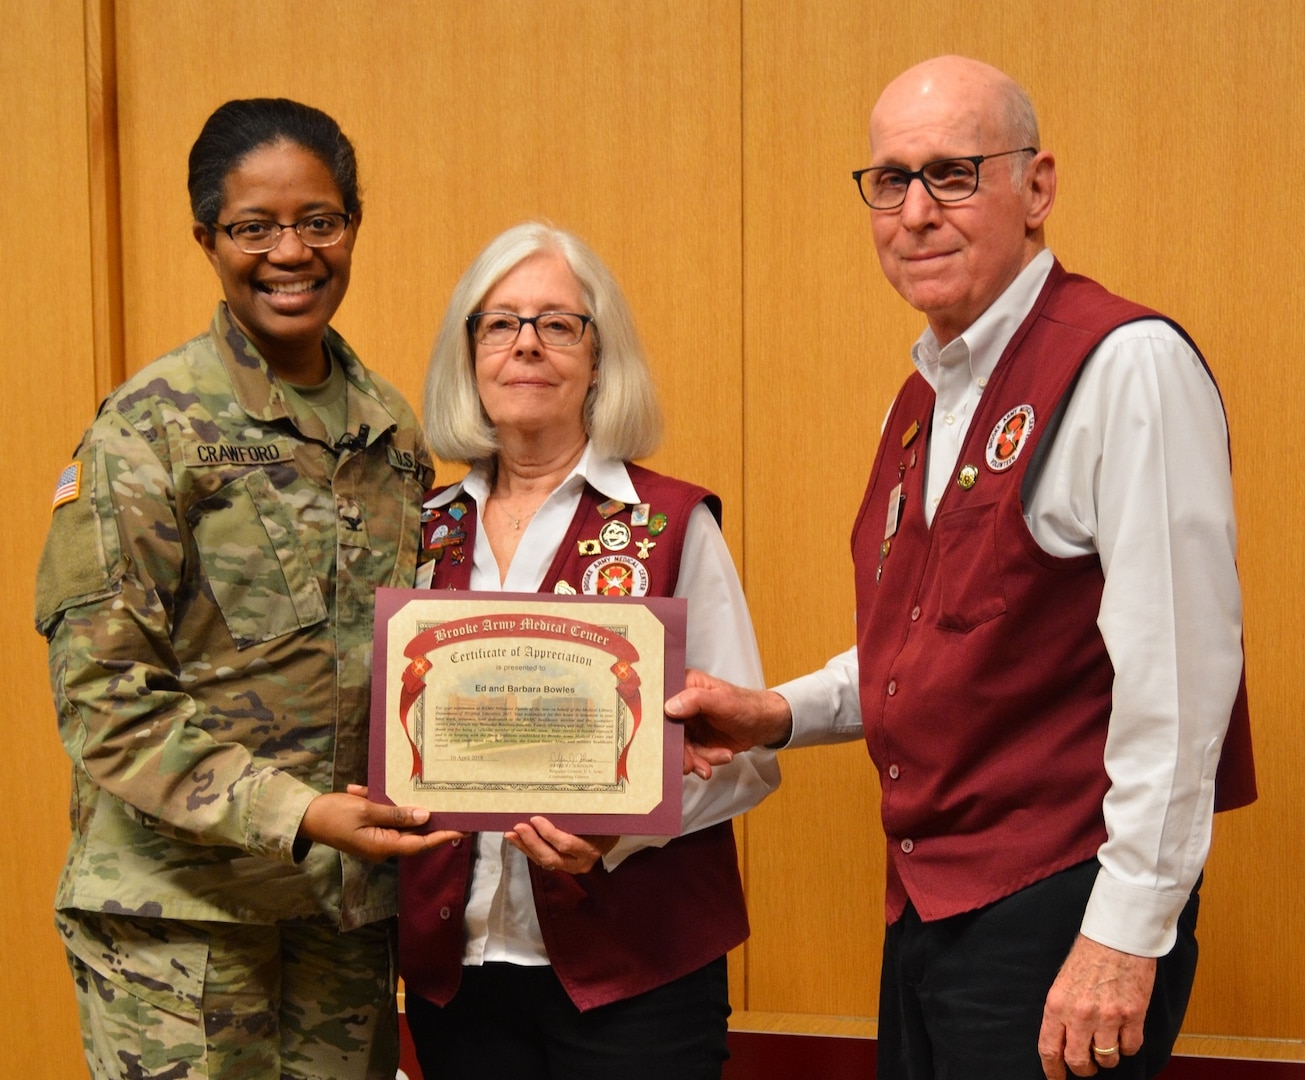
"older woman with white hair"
399,222,779,1080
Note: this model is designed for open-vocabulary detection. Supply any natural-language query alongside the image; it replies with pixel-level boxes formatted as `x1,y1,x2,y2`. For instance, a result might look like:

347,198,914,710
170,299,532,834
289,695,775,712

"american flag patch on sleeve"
52,462,82,510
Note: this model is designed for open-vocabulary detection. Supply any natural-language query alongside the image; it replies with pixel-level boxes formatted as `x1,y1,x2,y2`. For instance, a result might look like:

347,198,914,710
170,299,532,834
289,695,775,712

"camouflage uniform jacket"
35,304,432,930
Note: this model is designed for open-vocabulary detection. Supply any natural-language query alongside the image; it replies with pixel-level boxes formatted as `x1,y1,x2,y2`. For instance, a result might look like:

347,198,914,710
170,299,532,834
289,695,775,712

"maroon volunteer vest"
399,463,750,1011
851,261,1255,925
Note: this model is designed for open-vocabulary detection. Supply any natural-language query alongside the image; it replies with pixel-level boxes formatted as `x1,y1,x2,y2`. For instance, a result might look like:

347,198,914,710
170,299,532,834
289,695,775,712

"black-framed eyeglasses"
215,212,352,253
852,148,1037,210
466,311,594,348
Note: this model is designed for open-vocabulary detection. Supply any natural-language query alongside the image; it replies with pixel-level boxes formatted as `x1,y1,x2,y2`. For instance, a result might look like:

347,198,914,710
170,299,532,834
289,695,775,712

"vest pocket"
935,503,1008,632
189,469,327,648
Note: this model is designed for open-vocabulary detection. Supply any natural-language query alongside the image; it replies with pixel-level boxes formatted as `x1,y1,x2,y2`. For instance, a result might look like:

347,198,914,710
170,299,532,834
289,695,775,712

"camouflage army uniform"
35,304,432,1079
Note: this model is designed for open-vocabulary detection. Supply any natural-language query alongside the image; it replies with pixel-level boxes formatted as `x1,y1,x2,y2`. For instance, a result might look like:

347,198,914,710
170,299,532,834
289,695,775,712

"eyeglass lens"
863,159,979,208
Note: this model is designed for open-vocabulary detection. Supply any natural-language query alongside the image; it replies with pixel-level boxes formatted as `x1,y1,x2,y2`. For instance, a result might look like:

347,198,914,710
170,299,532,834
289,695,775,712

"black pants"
877,860,1201,1080
407,957,730,1080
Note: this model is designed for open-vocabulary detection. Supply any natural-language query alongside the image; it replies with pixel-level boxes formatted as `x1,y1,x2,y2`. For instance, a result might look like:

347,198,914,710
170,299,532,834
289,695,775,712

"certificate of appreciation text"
368,589,685,834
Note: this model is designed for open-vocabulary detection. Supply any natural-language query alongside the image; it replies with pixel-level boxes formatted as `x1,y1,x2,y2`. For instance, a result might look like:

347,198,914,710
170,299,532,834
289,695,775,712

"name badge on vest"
878,482,905,582
416,558,436,589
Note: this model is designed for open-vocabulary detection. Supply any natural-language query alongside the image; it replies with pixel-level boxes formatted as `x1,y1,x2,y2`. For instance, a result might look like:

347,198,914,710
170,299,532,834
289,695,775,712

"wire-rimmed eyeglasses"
215,212,352,254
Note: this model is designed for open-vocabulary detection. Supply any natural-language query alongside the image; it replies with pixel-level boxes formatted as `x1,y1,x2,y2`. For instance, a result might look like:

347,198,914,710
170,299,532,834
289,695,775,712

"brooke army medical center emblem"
582,555,650,597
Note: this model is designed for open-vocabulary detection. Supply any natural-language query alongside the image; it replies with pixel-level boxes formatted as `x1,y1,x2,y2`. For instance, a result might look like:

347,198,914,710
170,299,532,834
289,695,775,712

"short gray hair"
999,80,1041,188
423,222,663,465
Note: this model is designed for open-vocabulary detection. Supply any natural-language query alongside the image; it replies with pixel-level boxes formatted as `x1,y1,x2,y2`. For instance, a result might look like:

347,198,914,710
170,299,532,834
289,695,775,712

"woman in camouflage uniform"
36,98,455,1080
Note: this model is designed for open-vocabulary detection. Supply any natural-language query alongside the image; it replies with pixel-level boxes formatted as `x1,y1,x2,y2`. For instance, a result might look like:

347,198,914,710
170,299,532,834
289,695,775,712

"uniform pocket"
935,502,1008,632
59,908,208,1079
189,469,327,648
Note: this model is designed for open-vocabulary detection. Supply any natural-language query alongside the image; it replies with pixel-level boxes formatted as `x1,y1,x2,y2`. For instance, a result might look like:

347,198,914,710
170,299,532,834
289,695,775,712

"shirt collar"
422,444,638,510
910,248,1056,391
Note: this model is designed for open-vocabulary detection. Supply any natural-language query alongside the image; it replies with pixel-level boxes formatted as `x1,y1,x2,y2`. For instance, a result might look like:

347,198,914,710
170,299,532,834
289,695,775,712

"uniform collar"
209,302,398,447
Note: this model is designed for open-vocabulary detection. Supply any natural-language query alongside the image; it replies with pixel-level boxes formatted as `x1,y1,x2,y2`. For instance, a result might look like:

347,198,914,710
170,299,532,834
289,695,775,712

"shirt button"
439,906,452,920
910,605,921,621
900,838,914,854
887,680,897,696
888,764,900,780
944,412,957,425
977,376,988,389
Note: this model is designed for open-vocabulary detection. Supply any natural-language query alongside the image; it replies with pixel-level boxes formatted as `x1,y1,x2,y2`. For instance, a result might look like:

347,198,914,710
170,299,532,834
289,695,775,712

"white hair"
423,222,662,465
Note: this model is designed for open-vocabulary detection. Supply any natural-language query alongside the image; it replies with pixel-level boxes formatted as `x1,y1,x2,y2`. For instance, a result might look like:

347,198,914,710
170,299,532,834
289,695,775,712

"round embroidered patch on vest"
985,404,1036,472
582,555,650,596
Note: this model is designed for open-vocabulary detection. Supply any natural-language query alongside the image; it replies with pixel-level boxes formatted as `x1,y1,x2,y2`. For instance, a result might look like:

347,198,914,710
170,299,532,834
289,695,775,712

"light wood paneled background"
3,1,1300,1075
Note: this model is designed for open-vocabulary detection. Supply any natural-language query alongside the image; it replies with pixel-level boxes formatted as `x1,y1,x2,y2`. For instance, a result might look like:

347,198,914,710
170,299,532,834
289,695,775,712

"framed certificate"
368,588,686,835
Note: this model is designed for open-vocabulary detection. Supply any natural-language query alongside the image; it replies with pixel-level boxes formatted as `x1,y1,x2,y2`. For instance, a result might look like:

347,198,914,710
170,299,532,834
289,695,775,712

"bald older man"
668,56,1254,1080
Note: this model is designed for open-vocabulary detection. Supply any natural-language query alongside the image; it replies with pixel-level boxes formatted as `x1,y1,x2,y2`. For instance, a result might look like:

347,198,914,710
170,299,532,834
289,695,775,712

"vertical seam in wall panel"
84,0,125,400
736,0,751,1013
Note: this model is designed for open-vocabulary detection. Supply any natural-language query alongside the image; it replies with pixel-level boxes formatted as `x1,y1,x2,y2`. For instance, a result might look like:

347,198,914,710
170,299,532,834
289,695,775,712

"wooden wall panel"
739,0,1304,1049
1030,2,1305,1041
1,2,105,1076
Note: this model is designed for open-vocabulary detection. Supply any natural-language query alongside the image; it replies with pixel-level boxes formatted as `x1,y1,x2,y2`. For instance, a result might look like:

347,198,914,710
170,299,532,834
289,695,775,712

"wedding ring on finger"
1091,1043,1119,1057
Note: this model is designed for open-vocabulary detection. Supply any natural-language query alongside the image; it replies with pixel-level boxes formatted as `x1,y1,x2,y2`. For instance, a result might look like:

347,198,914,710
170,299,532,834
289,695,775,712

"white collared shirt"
425,444,780,966
777,248,1243,956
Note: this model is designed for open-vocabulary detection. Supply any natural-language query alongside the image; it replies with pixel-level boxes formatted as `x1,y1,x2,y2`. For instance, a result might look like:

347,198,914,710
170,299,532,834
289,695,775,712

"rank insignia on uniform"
340,506,365,531
636,538,656,559
554,580,577,594
985,404,1035,472
52,462,81,510
578,539,602,555
647,512,668,536
600,520,631,551
630,503,650,527
957,464,979,490
597,498,626,519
